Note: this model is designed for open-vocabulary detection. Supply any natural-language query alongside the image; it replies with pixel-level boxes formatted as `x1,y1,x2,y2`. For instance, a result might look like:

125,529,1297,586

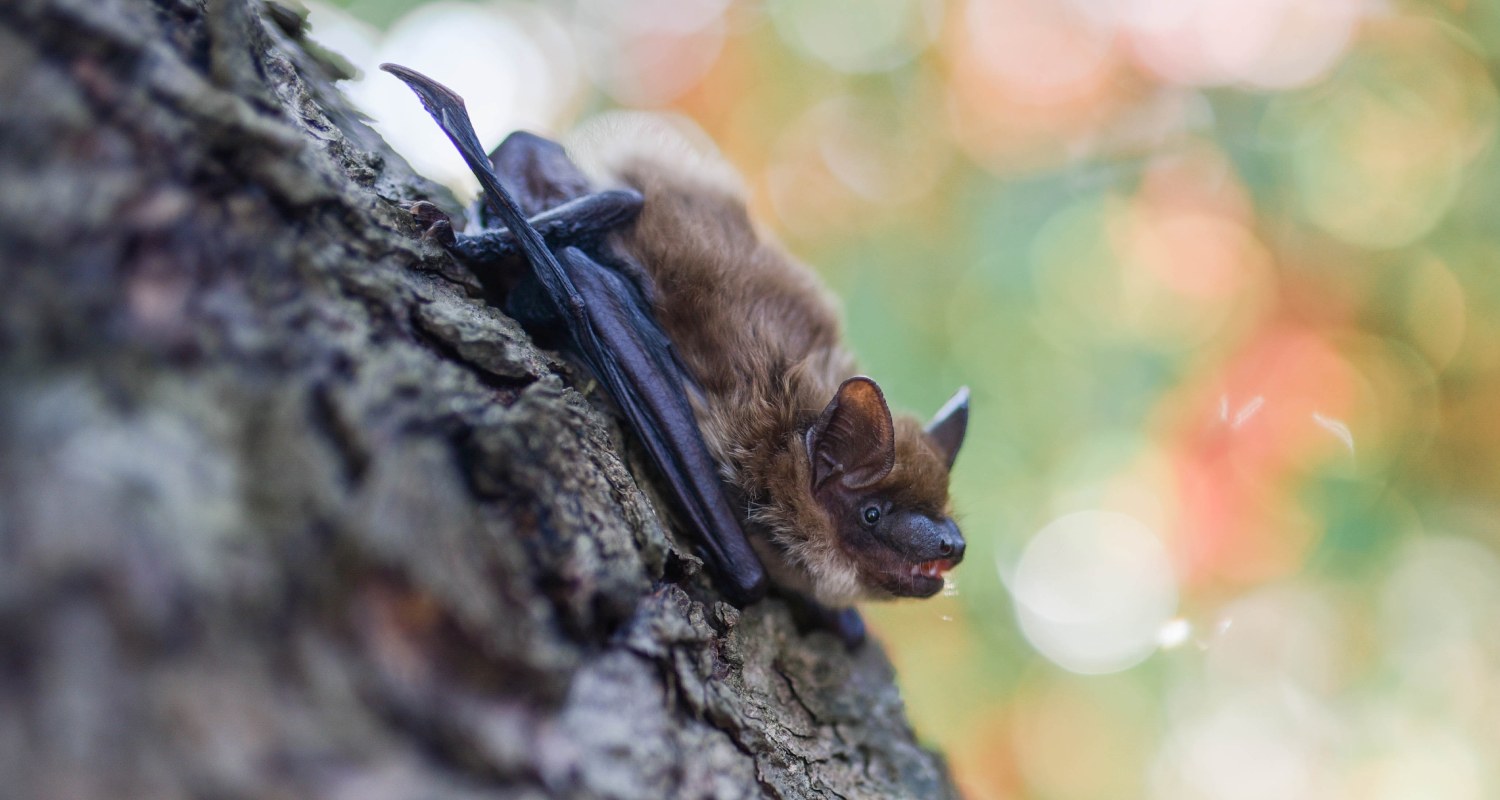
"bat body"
384,66,968,641
572,125,969,608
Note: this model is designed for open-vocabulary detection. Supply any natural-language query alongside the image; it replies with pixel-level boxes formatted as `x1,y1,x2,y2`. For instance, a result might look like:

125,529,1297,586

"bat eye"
862,506,881,526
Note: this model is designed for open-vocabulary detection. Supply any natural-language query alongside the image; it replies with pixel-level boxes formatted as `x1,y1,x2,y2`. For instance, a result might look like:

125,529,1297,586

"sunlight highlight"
1012,510,1178,674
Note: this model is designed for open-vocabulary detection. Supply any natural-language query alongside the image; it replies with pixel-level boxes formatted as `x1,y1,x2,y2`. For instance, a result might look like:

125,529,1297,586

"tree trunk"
0,0,958,797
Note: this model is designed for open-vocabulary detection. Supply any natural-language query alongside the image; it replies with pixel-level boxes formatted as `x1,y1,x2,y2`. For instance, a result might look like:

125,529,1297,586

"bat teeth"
909,560,951,580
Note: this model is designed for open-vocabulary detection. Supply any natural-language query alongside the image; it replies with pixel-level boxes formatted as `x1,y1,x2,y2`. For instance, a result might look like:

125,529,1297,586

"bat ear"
490,131,592,217
925,386,969,471
806,377,896,491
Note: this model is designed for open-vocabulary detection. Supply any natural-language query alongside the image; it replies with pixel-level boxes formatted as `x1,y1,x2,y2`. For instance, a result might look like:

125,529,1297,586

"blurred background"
305,0,1500,797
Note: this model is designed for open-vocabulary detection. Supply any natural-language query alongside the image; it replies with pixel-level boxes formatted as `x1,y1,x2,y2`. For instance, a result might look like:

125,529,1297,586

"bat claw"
833,607,866,650
786,595,866,650
405,200,456,246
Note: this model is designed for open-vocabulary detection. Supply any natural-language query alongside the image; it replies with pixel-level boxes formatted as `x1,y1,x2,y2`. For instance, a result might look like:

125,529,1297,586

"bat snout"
882,512,964,564
867,513,966,597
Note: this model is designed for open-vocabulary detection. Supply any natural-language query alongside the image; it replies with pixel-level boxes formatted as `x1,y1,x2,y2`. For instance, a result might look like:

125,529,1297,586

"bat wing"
450,190,644,269
487,131,593,218
555,246,765,601
382,64,767,605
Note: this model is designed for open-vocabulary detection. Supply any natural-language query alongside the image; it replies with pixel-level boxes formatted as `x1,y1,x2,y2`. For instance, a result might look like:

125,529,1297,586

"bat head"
801,377,968,601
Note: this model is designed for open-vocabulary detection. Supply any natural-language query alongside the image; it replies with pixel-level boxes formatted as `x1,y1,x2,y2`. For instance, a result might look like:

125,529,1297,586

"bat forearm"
451,189,643,267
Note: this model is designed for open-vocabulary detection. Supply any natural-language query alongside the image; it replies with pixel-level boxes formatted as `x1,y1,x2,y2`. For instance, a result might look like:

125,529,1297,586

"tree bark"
0,0,958,798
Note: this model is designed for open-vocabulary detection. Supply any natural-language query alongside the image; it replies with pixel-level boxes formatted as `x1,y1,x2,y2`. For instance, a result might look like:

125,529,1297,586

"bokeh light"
1011,510,1177,674
1119,0,1362,89
306,0,1500,795
572,0,730,106
768,0,942,74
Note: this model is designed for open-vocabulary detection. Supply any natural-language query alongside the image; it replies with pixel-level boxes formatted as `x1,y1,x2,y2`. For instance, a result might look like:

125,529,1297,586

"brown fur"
570,116,956,606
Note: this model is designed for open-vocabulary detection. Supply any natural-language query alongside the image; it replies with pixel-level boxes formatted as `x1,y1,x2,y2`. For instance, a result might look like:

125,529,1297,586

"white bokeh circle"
1012,510,1178,674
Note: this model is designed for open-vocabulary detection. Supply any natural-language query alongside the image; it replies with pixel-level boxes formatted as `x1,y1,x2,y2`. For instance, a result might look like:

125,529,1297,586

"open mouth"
880,556,959,597
908,558,957,581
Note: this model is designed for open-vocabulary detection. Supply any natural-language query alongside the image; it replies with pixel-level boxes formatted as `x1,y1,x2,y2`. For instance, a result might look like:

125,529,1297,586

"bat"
383,65,968,645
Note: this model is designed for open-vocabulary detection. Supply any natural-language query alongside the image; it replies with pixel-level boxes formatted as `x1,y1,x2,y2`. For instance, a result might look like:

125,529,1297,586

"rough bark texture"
0,0,958,797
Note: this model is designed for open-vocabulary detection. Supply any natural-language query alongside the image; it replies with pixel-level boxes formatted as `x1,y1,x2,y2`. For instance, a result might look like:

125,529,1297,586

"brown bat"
384,65,968,644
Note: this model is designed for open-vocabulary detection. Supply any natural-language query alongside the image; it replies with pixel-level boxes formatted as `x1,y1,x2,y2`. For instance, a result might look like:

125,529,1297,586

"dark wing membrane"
381,63,767,604
557,247,764,599
489,131,594,219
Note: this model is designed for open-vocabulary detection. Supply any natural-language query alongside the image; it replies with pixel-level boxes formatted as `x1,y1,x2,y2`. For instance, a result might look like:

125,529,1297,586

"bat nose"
882,512,967,564
937,520,965,562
